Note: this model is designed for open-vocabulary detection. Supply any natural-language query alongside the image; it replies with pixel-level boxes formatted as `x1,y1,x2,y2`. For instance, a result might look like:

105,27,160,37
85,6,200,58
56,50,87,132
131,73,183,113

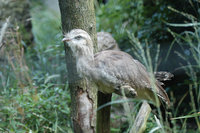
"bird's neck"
76,51,94,78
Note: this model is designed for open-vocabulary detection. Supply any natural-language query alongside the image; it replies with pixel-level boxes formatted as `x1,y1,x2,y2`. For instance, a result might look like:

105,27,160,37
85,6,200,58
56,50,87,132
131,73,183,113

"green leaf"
44,74,60,84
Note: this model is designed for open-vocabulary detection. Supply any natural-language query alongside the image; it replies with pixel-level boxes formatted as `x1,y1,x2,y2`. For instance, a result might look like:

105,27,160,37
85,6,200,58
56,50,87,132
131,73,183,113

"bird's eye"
74,35,82,40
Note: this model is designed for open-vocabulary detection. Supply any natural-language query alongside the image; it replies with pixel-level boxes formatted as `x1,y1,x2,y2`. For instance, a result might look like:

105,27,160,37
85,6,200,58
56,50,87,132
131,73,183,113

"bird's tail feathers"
156,82,171,107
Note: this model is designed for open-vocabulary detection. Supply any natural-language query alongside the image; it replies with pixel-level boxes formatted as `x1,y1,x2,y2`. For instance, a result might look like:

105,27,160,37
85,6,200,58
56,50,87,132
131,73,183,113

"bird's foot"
120,85,137,98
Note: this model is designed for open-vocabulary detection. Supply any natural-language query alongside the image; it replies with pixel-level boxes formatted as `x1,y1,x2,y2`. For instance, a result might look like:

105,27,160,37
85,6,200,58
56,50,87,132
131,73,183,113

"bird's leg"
115,85,137,98
121,85,137,98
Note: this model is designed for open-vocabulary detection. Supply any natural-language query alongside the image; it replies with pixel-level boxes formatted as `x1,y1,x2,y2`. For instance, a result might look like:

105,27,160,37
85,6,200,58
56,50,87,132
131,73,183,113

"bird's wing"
132,58,170,105
94,50,151,89
94,50,170,105
132,58,170,106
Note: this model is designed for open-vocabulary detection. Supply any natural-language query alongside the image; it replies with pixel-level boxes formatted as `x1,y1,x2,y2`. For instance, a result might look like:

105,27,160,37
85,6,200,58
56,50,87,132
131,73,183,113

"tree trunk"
97,92,112,133
58,0,97,133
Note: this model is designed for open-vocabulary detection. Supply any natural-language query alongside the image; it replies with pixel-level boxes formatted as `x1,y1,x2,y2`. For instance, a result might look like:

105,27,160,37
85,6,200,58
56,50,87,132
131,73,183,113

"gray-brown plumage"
154,71,174,82
62,29,170,106
97,31,174,84
97,32,120,51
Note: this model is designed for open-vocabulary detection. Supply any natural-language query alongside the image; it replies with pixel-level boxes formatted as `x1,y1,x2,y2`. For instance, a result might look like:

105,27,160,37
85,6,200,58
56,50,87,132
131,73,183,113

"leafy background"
0,0,200,132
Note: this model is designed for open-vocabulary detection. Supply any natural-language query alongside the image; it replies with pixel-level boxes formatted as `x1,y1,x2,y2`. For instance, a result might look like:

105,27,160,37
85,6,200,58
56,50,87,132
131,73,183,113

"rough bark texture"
58,0,97,133
97,92,112,133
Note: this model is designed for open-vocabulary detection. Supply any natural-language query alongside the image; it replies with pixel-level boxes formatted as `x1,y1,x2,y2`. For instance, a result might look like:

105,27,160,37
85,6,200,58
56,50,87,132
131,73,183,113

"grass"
0,2,72,133
104,1,200,132
165,6,200,132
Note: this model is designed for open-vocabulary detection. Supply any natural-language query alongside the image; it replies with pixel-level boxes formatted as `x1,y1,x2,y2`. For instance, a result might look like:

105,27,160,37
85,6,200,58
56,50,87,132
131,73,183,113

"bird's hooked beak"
62,37,71,42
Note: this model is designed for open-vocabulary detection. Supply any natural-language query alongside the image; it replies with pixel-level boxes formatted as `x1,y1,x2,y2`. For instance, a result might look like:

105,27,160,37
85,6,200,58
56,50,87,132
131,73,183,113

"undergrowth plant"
1,0,200,132
96,0,144,52
164,4,200,133
96,1,170,132
128,31,169,133
0,2,72,132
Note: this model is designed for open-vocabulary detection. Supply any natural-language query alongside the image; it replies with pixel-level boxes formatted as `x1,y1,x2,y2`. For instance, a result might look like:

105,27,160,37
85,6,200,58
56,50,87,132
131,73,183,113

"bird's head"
62,29,94,58
97,32,119,51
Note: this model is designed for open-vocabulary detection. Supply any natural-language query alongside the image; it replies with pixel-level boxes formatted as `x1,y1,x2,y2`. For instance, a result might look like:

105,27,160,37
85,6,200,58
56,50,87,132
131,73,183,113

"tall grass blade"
0,17,10,49
171,112,200,120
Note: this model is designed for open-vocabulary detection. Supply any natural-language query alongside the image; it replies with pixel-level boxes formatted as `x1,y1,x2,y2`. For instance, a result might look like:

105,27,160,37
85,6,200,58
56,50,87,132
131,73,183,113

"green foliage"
167,7,200,131
172,112,200,120
0,1,71,132
1,0,200,132
96,0,174,50
0,82,71,132
96,0,144,51
30,2,66,84
96,0,144,33
96,0,200,132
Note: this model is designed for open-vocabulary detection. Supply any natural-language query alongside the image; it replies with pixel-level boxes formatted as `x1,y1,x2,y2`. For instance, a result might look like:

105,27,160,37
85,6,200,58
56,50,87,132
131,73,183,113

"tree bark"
58,0,97,133
97,92,112,133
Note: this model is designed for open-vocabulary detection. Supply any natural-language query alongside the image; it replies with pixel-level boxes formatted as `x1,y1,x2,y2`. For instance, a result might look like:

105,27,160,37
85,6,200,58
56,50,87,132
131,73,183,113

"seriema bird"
97,32,120,52
97,31,173,84
62,29,170,106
